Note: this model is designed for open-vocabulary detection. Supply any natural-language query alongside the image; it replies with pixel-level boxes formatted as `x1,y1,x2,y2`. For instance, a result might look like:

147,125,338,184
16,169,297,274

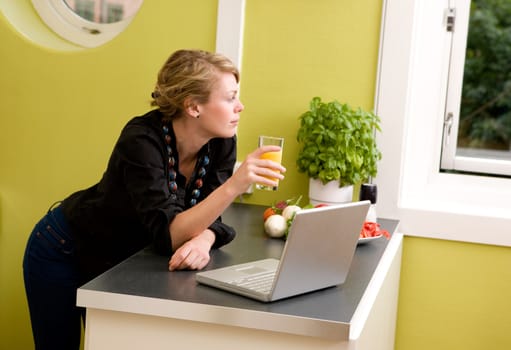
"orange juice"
260,150,283,182
257,135,284,191
256,150,283,190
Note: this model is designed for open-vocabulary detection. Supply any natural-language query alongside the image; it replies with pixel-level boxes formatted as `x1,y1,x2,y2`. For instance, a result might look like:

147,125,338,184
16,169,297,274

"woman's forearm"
169,179,239,250
169,145,285,250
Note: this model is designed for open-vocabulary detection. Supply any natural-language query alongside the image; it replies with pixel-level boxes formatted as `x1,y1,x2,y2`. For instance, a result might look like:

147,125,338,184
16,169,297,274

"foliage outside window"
459,0,511,150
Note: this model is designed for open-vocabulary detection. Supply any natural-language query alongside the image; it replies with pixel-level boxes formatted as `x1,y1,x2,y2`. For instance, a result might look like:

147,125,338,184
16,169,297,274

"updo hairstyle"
151,49,240,121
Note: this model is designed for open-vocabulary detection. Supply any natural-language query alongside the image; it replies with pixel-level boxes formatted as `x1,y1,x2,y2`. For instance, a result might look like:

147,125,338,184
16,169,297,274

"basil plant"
296,97,382,187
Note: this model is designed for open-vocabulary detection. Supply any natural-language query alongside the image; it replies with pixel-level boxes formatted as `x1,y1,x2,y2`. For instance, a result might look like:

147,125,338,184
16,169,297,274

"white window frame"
215,0,245,73
375,0,511,247
31,0,143,48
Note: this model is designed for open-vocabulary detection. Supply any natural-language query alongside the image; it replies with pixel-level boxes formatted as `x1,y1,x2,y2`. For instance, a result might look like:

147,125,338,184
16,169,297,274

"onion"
264,214,288,238
282,205,301,221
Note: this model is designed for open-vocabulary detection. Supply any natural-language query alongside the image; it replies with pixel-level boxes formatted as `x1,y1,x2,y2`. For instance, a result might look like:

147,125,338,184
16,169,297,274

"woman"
23,49,285,350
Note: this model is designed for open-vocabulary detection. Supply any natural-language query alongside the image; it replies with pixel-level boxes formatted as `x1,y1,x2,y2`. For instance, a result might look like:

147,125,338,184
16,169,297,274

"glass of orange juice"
256,135,284,191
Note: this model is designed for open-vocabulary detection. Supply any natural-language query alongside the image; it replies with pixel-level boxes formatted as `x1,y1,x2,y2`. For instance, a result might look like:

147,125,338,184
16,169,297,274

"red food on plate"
360,221,390,239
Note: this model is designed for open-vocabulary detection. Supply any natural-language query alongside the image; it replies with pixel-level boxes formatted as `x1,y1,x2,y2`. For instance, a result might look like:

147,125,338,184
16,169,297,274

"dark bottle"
359,183,377,222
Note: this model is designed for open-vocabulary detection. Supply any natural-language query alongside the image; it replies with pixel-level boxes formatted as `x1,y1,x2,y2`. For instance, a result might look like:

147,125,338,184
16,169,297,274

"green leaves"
296,97,382,186
459,0,511,148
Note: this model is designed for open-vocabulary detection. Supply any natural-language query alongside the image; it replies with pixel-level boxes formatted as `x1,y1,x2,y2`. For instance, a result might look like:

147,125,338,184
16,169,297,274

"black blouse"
61,109,237,281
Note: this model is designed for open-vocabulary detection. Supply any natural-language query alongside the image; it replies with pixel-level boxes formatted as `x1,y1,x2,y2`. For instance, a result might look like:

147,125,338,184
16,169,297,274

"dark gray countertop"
80,203,398,318
78,202,399,338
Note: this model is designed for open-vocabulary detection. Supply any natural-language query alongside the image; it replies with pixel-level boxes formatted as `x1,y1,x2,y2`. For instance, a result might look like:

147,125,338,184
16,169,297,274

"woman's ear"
184,98,201,119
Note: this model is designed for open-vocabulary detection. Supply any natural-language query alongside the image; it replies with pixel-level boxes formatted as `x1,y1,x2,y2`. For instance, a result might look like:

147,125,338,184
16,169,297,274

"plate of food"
358,234,384,245
358,221,390,245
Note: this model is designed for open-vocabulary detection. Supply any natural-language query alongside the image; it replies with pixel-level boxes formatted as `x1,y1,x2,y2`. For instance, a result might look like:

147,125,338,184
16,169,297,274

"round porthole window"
31,0,144,48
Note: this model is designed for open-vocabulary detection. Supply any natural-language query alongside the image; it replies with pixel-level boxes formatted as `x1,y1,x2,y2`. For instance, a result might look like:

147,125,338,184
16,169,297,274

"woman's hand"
229,145,286,194
167,147,285,255
168,229,215,271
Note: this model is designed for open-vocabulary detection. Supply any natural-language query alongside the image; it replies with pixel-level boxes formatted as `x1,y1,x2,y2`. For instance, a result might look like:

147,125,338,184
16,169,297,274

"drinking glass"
256,136,284,191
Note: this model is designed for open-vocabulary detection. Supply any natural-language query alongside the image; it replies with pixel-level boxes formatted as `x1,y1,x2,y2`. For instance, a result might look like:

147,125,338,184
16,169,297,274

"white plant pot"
308,178,353,206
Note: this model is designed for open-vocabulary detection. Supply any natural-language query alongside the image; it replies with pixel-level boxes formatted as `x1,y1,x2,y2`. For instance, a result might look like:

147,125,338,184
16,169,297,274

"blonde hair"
151,49,240,121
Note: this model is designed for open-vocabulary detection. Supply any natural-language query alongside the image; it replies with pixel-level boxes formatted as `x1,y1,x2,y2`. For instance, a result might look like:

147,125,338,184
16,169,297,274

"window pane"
457,0,511,159
64,0,143,24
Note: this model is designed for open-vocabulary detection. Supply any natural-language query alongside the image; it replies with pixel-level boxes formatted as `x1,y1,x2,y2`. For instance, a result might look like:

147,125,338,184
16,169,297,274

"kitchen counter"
77,203,402,349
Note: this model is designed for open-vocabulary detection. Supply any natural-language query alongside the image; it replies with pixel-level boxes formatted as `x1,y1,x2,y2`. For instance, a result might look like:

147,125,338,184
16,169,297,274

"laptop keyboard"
231,271,276,294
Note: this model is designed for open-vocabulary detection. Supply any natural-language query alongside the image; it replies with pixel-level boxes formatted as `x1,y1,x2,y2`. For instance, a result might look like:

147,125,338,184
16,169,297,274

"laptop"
195,200,370,302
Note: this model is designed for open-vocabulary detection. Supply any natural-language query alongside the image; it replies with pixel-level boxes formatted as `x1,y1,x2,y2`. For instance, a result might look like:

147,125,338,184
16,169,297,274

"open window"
440,0,511,177
375,0,511,244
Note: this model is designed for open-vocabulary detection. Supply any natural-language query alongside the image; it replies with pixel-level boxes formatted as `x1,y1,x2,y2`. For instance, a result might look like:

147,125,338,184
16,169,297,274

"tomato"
263,207,276,222
314,203,329,208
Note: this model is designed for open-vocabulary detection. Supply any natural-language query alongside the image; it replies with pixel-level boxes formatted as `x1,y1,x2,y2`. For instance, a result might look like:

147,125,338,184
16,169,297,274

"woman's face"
197,72,244,139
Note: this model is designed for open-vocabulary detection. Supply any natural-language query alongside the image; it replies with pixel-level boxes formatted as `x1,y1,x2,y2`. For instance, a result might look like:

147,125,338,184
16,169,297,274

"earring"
196,114,200,119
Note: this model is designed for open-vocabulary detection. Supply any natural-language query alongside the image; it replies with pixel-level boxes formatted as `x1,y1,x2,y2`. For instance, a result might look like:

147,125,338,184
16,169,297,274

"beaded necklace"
162,123,209,207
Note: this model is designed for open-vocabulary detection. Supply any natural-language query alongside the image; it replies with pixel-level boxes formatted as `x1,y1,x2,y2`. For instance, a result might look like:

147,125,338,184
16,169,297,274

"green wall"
0,1,219,348
1,1,509,349
238,0,382,206
396,237,511,350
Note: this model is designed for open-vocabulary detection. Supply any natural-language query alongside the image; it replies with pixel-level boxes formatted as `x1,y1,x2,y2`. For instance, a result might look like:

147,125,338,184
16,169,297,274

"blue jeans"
23,204,84,350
